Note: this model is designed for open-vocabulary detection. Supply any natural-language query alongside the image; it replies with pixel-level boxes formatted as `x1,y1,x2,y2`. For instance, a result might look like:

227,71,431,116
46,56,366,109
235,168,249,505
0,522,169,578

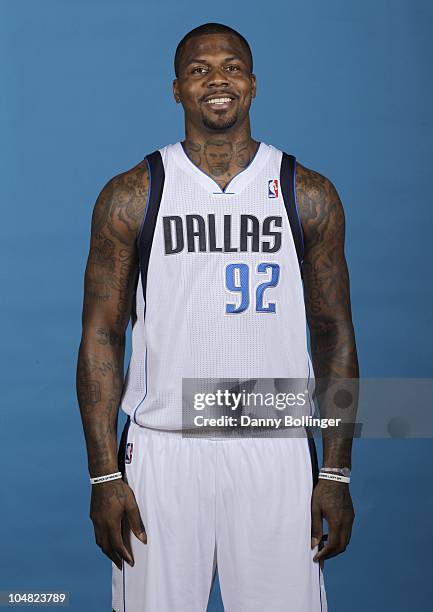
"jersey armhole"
136,157,152,247
136,150,165,304
280,152,305,271
293,158,305,266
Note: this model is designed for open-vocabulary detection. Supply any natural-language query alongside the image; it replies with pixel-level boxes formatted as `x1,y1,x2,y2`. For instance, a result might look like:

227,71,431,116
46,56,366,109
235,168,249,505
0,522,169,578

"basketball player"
76,23,358,612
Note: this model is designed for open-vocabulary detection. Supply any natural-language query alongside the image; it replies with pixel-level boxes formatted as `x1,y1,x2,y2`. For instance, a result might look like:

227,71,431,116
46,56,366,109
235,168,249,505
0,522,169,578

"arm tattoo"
296,164,358,378
296,163,359,467
91,164,148,244
96,327,123,347
77,160,148,476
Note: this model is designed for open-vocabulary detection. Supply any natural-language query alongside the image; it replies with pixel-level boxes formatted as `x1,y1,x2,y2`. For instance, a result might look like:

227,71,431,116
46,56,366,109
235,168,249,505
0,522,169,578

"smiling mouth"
204,97,235,110
206,97,233,104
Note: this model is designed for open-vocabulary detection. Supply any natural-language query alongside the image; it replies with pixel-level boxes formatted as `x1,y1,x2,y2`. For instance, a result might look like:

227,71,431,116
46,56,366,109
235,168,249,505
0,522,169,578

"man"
76,22,358,612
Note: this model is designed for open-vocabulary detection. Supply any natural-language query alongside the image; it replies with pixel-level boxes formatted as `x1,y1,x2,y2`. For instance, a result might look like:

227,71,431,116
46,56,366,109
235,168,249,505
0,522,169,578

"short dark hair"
174,23,253,78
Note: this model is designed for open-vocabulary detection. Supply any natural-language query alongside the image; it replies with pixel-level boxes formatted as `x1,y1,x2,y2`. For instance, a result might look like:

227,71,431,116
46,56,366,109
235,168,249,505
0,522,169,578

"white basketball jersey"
119,141,314,430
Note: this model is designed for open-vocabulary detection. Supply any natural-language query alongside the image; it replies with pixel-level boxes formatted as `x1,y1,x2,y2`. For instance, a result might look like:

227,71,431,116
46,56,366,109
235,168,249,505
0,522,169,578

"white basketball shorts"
112,421,327,612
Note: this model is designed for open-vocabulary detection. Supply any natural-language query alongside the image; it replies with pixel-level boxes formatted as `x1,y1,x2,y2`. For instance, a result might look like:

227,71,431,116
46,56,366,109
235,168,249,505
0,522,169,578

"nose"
205,66,229,88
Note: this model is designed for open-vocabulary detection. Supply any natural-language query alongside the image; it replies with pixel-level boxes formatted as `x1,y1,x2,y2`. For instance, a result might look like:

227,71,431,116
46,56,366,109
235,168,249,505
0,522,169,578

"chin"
202,113,238,132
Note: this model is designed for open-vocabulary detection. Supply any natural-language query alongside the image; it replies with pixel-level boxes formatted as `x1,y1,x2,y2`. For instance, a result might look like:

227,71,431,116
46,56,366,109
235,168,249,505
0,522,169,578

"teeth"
206,98,232,104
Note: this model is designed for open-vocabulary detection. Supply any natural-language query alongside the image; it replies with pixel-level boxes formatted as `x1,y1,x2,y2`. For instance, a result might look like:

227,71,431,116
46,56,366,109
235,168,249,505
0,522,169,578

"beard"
201,109,238,131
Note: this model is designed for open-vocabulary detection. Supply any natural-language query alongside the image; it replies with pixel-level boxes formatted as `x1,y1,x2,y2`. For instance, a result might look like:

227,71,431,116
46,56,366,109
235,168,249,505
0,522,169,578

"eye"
191,66,208,75
226,65,240,72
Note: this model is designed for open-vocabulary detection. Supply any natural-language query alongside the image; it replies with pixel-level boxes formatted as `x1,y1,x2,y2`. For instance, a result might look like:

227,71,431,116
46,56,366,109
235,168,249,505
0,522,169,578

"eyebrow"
186,55,243,66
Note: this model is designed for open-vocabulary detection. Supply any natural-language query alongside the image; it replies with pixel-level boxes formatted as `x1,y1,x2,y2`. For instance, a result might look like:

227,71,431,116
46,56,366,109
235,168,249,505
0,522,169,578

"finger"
109,530,135,567
316,541,346,561
121,516,133,562
100,537,123,571
314,524,345,562
318,536,326,571
125,499,147,544
310,500,323,549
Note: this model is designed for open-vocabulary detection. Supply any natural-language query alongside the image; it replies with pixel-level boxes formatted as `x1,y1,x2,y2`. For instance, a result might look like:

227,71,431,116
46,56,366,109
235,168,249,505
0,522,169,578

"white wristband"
318,472,350,484
90,471,123,485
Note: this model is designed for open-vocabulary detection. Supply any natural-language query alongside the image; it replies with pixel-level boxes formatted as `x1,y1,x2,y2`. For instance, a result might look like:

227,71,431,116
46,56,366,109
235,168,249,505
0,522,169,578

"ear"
251,73,257,99
173,79,181,103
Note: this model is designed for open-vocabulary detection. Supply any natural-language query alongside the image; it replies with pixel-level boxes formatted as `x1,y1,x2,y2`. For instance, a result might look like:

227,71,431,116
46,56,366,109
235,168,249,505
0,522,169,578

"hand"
89,478,147,570
311,479,354,562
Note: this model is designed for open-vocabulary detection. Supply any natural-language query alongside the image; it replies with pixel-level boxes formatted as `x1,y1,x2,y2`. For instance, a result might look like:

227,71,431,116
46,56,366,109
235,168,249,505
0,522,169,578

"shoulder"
295,162,342,217
295,161,345,246
91,159,149,245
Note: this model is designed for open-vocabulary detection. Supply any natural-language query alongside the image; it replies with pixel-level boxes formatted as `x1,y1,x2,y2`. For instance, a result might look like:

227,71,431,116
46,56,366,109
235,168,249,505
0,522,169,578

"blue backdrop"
1,1,432,610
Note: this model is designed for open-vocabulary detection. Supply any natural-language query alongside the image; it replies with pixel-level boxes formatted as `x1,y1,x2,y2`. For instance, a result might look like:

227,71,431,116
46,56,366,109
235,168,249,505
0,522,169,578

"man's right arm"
76,160,149,569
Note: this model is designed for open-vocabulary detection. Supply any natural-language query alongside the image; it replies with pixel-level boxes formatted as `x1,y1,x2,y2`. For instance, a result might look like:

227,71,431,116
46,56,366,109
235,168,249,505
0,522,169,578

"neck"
182,118,259,190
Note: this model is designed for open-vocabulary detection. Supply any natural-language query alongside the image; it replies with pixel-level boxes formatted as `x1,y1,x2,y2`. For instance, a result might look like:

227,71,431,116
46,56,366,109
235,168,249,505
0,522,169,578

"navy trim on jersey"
307,433,319,487
293,158,305,258
138,150,165,304
131,347,148,425
117,416,131,478
280,153,304,269
136,157,152,248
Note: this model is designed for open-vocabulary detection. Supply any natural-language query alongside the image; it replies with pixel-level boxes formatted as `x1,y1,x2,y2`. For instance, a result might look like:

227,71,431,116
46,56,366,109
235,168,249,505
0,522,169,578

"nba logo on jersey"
268,179,279,198
125,442,134,464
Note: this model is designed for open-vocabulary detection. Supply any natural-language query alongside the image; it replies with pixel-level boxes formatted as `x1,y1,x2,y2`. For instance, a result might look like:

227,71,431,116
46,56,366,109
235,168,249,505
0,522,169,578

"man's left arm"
296,163,359,562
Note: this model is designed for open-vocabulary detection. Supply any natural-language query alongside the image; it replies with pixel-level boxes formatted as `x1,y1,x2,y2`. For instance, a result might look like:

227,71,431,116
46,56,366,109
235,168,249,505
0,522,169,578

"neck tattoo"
183,139,258,186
